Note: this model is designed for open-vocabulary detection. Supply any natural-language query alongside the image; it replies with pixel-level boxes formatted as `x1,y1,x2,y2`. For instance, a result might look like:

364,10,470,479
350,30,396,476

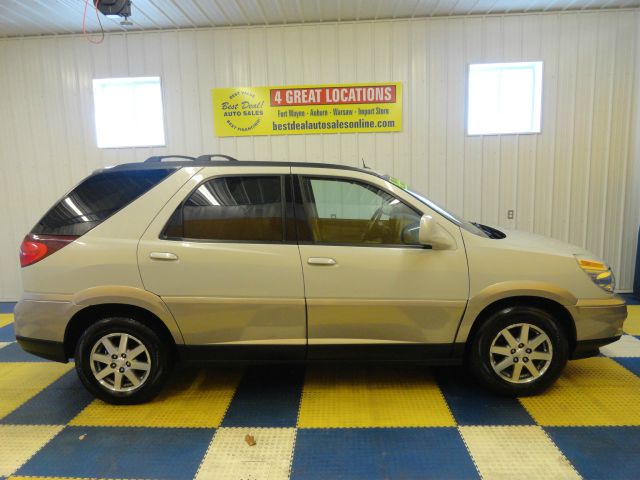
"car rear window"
32,168,175,236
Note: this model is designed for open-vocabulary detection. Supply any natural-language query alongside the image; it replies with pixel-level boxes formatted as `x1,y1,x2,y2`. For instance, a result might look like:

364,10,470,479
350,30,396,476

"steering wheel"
360,205,385,242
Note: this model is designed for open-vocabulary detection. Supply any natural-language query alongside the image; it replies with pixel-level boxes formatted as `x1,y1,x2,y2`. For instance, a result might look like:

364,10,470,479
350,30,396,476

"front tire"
468,306,569,396
75,317,171,404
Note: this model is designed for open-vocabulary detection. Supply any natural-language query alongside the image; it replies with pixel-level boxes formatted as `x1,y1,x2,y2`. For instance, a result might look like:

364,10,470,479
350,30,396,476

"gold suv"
15,155,627,403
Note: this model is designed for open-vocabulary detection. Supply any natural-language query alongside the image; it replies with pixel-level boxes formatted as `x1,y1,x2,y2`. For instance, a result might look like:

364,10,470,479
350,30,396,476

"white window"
467,61,543,136
92,76,166,148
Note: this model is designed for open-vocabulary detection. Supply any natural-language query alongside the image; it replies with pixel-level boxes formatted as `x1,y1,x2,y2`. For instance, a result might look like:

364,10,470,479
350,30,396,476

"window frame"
466,61,543,136
160,174,289,245
294,174,427,249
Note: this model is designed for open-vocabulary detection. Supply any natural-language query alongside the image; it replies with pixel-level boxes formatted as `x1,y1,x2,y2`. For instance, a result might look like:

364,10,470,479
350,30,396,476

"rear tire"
468,306,569,396
75,317,171,404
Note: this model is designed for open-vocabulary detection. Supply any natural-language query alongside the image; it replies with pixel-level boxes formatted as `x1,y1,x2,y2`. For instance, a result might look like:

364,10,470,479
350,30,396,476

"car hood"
490,228,596,259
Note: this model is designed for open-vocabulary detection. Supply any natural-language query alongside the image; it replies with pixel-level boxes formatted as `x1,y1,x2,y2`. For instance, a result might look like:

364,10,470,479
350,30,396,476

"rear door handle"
307,257,337,266
149,252,179,261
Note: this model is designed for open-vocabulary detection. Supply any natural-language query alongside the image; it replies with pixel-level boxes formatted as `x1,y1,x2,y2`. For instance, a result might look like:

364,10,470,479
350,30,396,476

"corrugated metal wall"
0,11,638,299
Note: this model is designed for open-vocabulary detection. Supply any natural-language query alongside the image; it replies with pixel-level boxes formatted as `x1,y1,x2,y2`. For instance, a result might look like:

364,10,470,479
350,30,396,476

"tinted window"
32,169,175,236
164,176,284,242
300,177,421,246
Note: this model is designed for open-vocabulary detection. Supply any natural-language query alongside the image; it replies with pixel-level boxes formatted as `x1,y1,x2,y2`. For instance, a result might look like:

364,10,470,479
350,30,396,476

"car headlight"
575,255,615,293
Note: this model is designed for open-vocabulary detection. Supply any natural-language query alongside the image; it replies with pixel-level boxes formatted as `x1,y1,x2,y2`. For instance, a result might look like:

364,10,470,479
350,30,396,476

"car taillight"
19,234,78,268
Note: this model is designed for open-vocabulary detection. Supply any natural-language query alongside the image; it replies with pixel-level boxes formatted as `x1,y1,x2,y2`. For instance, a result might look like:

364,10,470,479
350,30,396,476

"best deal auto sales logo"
220,89,264,132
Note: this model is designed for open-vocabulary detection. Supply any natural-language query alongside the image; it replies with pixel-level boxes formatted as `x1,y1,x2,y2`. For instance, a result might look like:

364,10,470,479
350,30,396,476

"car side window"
299,177,421,246
163,176,284,242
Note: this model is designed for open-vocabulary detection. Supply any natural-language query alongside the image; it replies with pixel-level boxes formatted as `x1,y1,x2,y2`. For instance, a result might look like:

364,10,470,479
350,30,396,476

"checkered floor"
1,299,639,480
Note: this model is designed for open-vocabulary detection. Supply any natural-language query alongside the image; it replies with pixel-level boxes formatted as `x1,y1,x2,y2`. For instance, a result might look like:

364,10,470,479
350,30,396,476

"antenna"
362,158,370,169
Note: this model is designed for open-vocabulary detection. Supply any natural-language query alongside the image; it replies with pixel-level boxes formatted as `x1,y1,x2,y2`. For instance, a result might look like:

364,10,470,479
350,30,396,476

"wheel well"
465,296,576,357
64,304,177,359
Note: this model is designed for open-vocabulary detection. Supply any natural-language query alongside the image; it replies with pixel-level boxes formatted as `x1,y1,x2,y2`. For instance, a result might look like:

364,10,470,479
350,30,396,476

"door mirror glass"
401,224,420,245
418,215,456,250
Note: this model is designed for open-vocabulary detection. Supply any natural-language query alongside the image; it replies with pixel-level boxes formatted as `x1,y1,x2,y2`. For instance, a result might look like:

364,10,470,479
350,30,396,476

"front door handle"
307,257,337,266
149,252,179,261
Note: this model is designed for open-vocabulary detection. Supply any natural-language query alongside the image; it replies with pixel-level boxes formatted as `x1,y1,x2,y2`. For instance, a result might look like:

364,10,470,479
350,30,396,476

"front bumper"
567,297,627,359
571,335,622,359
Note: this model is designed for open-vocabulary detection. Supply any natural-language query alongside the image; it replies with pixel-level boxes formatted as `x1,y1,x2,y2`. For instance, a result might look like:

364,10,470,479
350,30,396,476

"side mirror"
418,215,457,250
401,224,420,245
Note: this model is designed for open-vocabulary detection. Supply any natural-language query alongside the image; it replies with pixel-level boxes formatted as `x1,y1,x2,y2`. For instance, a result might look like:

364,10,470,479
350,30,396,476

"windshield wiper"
471,222,506,239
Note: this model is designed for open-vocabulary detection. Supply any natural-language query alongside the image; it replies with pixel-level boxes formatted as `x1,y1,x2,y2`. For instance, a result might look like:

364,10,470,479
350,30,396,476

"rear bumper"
14,298,74,342
16,336,67,363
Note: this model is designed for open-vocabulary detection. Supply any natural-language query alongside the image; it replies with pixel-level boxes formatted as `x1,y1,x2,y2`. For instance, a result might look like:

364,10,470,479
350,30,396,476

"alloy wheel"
489,323,553,384
89,333,151,393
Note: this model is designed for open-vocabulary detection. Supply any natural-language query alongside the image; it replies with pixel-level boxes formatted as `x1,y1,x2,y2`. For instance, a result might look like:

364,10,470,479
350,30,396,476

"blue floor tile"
435,367,534,425
613,357,640,377
222,365,304,427
546,427,640,480
1,369,93,425
18,426,215,479
620,293,640,305
0,324,15,342
291,428,478,480
0,342,48,362
0,302,16,313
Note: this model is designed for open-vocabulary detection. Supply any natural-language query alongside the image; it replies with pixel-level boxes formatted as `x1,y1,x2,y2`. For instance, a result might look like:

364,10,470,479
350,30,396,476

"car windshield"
381,174,488,238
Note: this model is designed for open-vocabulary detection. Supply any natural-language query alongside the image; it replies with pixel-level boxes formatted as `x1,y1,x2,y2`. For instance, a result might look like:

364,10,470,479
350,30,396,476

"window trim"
160,173,289,245
285,174,309,243
293,174,428,249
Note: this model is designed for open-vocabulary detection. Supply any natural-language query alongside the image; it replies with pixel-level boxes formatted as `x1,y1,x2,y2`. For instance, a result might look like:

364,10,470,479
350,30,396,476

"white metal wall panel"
0,11,638,299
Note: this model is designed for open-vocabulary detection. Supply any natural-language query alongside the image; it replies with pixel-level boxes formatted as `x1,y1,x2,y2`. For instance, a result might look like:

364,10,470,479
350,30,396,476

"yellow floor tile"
70,367,241,428
0,425,64,477
0,363,73,419
624,305,640,335
519,357,640,426
0,313,14,328
298,366,454,428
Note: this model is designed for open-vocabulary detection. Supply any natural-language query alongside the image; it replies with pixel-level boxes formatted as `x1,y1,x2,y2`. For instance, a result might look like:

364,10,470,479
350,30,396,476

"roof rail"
195,154,239,162
144,155,196,163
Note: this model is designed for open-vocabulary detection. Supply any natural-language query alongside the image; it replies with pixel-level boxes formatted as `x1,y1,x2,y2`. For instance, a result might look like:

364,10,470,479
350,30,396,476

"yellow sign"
212,83,402,137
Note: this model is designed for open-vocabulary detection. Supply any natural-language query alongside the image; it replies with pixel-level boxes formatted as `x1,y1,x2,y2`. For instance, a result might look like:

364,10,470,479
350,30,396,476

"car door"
137,166,306,361
291,167,469,360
